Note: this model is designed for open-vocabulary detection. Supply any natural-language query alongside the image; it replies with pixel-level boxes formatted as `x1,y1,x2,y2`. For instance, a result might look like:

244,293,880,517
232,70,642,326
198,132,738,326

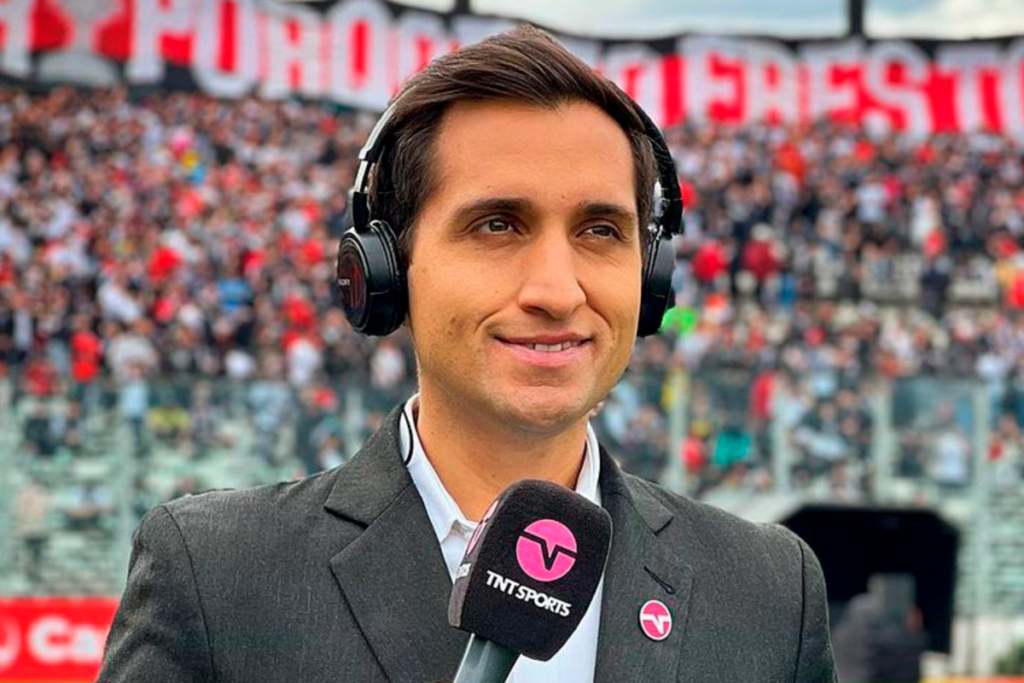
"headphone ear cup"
637,232,675,338
335,220,407,336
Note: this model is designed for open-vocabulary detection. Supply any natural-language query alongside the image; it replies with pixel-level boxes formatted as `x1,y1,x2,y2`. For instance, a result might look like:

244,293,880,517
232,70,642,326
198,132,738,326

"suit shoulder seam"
790,529,807,683
155,504,218,682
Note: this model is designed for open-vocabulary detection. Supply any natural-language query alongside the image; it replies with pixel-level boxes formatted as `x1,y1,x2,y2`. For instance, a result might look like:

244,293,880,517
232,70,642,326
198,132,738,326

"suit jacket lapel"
594,447,694,683
324,406,468,683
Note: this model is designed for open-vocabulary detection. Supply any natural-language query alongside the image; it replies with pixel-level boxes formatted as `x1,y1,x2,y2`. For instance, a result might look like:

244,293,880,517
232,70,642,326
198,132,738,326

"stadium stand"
1,87,1024,624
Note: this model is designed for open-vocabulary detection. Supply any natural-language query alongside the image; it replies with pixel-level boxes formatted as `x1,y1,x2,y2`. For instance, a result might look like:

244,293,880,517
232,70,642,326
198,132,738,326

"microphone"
448,480,612,683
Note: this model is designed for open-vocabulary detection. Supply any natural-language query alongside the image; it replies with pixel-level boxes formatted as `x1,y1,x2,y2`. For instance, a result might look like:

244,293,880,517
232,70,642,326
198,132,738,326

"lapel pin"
639,599,673,641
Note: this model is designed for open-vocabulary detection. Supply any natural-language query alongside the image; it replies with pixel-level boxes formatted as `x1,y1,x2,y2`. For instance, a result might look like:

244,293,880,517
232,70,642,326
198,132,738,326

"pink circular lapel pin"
639,599,673,641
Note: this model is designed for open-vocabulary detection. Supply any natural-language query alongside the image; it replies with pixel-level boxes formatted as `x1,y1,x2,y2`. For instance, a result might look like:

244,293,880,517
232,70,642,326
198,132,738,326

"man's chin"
492,394,594,437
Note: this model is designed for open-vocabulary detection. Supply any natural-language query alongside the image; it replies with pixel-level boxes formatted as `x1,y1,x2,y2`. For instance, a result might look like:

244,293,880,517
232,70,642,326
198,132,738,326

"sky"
388,0,1024,40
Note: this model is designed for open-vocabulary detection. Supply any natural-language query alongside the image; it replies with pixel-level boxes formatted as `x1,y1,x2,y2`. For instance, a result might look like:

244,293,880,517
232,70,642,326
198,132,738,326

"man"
97,25,837,683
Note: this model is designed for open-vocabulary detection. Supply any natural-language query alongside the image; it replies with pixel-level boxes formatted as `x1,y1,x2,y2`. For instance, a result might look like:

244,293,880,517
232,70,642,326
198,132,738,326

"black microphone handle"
452,633,519,683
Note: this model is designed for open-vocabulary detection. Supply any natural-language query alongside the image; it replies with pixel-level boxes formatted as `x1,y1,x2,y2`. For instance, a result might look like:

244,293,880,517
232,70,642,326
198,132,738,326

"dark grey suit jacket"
97,405,837,682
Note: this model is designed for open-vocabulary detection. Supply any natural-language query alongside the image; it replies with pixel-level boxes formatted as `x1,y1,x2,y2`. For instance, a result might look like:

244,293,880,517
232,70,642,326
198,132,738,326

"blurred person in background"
14,473,50,586
63,477,115,534
21,398,57,458
832,576,928,683
117,362,150,459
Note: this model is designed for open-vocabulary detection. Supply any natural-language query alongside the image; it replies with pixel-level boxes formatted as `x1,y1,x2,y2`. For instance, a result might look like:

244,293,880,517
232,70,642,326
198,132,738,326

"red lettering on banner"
744,40,798,124
927,68,959,133
0,597,118,682
661,53,684,127
860,42,932,135
415,36,430,72
764,64,782,124
881,61,912,129
163,31,192,64
394,12,449,95
94,0,131,61
836,64,865,125
353,19,368,86
982,70,1003,131
257,8,268,80
260,3,324,97
604,44,663,124
31,0,70,52
319,20,331,93
9,0,1024,138
708,52,746,124
1014,53,1024,137
327,0,390,108
801,41,863,125
219,0,236,73
623,63,642,100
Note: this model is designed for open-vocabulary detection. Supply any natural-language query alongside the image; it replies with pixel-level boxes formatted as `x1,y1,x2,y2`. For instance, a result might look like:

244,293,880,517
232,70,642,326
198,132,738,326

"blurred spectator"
107,321,158,383
63,479,115,533
23,350,58,400
832,588,927,683
22,400,58,458
14,475,50,584
118,363,150,458
740,223,783,304
690,239,728,290
247,352,294,464
990,414,1024,486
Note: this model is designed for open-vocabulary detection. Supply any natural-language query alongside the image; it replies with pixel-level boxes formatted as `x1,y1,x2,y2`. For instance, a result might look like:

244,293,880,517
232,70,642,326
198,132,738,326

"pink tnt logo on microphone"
516,519,578,582
639,599,673,641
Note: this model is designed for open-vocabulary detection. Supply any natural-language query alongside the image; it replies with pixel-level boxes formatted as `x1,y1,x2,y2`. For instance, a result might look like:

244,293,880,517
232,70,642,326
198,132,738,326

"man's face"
407,99,642,436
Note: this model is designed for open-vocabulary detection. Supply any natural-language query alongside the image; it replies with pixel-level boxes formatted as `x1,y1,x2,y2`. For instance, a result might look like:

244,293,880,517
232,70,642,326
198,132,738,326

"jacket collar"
323,405,411,525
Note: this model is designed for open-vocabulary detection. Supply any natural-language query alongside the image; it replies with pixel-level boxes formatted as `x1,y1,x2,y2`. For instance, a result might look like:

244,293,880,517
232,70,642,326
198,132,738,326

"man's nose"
515,231,586,320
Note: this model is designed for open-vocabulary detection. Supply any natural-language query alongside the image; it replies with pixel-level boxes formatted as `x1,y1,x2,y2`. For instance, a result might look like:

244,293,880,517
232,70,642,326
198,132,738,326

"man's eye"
477,218,515,234
585,224,621,239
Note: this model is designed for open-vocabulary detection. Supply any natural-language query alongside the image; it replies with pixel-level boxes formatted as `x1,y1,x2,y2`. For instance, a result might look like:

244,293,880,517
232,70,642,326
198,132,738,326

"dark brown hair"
367,24,658,264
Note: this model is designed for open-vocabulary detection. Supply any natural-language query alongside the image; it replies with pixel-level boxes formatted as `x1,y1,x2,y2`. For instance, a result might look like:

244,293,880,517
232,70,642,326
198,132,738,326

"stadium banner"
0,0,1022,136
0,598,117,682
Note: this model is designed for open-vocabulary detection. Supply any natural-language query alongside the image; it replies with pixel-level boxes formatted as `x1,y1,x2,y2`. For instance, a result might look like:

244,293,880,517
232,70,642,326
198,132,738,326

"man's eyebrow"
451,196,638,227
573,200,638,228
451,197,533,224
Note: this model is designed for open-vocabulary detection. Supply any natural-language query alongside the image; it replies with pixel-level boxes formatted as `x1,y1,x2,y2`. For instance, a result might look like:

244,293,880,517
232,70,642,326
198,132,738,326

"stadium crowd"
2,85,1024,513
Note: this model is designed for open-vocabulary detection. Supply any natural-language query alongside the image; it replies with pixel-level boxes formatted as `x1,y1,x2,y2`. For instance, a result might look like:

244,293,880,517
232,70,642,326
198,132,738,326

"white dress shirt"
399,394,605,683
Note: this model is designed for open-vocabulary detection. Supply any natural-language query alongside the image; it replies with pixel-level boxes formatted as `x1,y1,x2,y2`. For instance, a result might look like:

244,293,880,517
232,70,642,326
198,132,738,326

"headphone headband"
629,102,684,237
348,103,399,232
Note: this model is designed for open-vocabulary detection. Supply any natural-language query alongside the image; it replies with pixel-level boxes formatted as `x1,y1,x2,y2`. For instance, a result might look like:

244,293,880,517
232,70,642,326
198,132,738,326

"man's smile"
493,335,593,368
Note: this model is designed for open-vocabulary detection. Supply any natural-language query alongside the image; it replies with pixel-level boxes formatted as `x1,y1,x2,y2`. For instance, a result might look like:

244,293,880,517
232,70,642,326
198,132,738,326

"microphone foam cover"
448,480,612,661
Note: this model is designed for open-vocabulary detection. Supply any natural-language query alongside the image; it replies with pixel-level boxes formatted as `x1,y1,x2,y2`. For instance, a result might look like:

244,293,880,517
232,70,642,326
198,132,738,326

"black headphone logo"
336,95,683,337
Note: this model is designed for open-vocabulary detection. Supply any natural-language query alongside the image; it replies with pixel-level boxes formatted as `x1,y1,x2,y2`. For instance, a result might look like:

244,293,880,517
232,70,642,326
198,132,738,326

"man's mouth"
494,336,592,366
514,340,586,353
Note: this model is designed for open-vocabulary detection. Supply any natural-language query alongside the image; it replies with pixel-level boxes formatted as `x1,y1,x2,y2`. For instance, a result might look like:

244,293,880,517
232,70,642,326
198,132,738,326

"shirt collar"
399,393,602,545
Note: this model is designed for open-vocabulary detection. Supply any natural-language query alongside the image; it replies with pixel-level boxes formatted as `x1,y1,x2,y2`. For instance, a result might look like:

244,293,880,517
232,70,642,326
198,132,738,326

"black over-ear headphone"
335,96,683,338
